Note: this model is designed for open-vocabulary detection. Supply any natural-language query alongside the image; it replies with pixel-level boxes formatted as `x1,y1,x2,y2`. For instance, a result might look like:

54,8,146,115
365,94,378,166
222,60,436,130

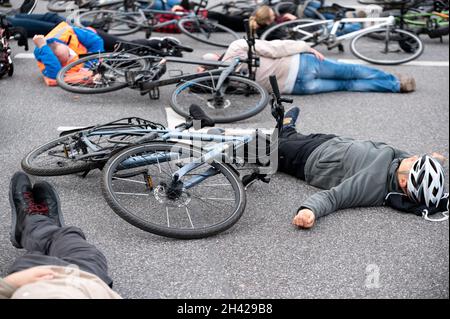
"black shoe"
19,0,36,14
9,172,49,249
33,181,65,228
282,107,300,129
0,1,13,8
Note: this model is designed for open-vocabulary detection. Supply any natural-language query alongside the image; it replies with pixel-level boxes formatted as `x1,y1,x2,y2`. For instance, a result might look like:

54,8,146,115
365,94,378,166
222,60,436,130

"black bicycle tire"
169,75,269,123
177,18,240,48
350,27,424,65
56,52,148,94
102,141,247,239
73,9,142,36
22,135,95,176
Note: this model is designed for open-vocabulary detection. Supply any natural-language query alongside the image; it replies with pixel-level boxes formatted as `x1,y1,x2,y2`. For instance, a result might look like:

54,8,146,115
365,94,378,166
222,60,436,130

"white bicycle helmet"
407,155,446,207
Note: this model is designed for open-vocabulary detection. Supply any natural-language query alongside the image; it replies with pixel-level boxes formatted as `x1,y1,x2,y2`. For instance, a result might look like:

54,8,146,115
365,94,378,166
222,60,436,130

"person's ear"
398,173,408,189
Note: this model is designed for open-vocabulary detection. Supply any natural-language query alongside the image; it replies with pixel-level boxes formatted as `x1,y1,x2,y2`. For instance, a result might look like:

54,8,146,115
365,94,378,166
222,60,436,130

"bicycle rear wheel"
73,10,141,36
22,134,97,176
350,27,424,65
178,18,240,48
56,52,148,94
102,142,246,239
260,19,326,41
170,75,269,123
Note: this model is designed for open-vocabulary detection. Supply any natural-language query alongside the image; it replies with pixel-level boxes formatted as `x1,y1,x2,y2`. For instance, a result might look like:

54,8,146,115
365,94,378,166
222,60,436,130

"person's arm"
73,27,104,53
33,35,62,80
300,169,386,219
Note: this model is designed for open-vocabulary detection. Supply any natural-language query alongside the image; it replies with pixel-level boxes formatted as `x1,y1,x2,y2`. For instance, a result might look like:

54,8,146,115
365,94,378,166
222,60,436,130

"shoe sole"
8,172,27,249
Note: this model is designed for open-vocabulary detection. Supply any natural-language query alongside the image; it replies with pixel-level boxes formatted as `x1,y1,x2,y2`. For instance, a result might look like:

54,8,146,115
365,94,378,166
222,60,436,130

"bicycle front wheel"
178,18,240,48
350,27,424,65
56,52,148,94
102,142,246,239
170,75,269,123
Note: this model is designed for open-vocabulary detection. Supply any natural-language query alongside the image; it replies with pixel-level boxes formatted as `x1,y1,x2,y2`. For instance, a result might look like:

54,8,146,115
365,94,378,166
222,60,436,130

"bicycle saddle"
189,104,216,128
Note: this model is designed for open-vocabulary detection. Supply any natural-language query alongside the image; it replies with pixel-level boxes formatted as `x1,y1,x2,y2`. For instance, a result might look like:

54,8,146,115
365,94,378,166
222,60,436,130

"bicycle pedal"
148,87,160,100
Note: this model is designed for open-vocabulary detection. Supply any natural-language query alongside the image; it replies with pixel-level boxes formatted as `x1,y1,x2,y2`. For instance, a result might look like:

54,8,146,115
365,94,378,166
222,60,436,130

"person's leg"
95,29,164,52
6,13,64,37
294,53,400,93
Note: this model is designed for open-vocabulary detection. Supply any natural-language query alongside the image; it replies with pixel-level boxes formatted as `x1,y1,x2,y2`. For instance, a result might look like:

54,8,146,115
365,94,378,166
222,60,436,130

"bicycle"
48,0,154,12
22,76,288,239
55,29,269,123
0,13,28,78
370,0,449,40
70,0,240,47
261,1,424,65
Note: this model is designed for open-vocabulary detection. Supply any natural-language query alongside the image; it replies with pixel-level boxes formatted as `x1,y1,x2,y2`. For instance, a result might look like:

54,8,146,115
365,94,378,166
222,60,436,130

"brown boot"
395,74,416,93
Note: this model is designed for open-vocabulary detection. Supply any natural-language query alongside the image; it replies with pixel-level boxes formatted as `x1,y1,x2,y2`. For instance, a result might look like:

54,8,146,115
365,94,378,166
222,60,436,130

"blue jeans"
151,0,181,10
292,53,400,95
7,13,65,37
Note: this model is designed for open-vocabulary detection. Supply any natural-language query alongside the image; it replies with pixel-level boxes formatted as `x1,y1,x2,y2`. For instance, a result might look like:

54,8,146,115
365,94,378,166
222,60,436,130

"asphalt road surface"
0,0,448,299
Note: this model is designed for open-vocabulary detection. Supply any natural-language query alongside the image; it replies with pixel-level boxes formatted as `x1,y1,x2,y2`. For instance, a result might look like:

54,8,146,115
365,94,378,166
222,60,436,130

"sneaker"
33,181,65,228
282,107,300,129
9,172,49,249
19,0,36,14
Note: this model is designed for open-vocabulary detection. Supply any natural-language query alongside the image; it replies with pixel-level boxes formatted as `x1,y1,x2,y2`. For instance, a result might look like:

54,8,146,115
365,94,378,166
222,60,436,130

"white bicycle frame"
293,15,397,44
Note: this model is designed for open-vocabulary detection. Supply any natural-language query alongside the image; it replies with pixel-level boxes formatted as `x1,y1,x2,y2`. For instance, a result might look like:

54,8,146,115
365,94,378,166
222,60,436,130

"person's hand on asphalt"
293,209,316,229
309,47,325,61
3,268,57,288
33,35,47,49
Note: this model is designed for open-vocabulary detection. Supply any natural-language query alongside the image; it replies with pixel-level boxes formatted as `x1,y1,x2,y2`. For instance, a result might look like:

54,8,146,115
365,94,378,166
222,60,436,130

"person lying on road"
277,107,448,229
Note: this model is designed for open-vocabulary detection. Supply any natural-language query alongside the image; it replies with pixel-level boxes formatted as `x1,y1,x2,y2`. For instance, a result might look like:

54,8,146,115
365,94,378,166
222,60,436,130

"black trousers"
95,29,163,52
8,215,113,287
278,127,336,180
207,11,246,32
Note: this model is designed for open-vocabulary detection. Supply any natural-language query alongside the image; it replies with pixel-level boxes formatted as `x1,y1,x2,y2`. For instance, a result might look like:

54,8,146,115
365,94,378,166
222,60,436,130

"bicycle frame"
293,15,397,44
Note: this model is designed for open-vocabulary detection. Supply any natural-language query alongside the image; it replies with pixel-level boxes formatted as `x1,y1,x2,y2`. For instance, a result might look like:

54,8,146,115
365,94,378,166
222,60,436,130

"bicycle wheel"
22,134,97,176
102,142,246,239
350,27,424,65
56,52,148,94
178,18,240,48
48,0,83,12
73,10,141,36
170,75,269,123
260,19,326,41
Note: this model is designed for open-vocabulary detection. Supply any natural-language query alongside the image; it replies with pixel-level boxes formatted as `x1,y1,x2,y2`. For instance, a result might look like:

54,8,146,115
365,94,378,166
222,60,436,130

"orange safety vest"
37,22,93,86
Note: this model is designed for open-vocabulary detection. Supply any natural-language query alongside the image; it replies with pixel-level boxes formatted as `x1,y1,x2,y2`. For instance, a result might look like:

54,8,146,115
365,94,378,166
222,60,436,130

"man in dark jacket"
278,107,448,229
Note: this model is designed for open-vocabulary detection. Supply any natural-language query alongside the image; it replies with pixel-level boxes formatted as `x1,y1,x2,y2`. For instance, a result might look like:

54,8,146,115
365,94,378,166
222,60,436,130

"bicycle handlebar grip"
269,75,281,99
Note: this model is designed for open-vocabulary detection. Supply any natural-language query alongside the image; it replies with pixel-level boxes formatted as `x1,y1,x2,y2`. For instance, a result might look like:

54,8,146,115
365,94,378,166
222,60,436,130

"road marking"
14,53,35,59
57,126,85,132
338,59,449,67
165,107,186,129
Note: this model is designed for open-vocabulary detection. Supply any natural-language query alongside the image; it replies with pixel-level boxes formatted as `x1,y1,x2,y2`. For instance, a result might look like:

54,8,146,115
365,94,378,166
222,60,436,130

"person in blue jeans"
6,12,64,37
218,39,416,95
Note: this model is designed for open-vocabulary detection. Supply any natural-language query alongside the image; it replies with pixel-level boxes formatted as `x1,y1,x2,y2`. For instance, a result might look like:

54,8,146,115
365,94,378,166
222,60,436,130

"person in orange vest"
32,20,181,86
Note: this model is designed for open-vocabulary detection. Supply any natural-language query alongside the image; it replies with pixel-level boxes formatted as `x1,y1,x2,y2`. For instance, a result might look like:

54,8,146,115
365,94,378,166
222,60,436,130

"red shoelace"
23,192,49,215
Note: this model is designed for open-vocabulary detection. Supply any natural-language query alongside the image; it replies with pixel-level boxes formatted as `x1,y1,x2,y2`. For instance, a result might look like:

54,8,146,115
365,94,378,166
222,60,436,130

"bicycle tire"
22,135,95,176
102,142,247,239
73,9,141,36
350,27,424,65
178,18,240,48
56,52,148,94
170,75,269,123
260,18,324,41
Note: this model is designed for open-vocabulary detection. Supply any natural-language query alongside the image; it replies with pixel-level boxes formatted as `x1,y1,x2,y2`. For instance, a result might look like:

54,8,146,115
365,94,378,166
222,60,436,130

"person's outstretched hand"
3,268,56,288
293,209,316,229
